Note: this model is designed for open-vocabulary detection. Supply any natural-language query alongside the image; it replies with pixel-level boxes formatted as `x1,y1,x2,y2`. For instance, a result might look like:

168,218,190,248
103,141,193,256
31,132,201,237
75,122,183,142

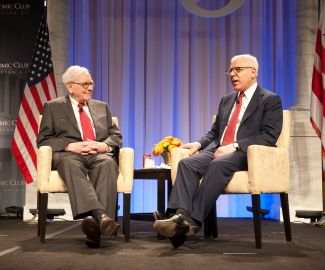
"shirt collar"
240,82,257,100
69,95,87,107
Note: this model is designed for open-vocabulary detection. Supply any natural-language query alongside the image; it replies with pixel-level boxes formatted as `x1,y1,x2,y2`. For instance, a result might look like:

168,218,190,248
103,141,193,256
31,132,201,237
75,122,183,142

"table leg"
157,177,166,215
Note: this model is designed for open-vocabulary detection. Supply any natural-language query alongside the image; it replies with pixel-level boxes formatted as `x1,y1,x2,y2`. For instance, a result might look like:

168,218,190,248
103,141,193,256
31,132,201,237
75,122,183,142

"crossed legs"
153,149,247,248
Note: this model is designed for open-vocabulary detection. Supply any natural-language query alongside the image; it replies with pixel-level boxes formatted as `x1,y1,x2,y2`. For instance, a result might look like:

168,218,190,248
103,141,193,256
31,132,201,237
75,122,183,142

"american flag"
311,3,325,176
12,15,57,184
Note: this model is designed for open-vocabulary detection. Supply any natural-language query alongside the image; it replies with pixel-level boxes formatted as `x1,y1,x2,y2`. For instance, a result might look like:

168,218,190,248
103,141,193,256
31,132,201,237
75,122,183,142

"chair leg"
38,192,48,243
252,194,262,249
37,191,41,237
204,203,218,238
115,194,119,222
280,192,292,241
123,193,131,242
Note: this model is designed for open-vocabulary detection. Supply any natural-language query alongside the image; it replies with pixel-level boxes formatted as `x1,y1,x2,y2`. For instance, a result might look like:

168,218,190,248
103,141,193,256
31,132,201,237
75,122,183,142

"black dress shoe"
175,209,201,236
99,214,120,237
82,216,101,248
153,210,165,221
181,216,201,236
169,235,187,249
153,214,189,238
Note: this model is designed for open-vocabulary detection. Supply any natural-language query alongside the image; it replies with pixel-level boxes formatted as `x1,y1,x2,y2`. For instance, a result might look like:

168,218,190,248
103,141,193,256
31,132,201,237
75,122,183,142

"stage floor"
0,217,325,269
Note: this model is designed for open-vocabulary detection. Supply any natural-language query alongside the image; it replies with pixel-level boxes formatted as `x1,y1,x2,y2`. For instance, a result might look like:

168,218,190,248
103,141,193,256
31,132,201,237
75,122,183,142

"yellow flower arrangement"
152,136,182,156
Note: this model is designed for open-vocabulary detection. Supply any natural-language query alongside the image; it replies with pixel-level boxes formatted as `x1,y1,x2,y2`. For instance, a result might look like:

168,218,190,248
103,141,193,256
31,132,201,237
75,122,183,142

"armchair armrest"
37,146,52,193
247,145,289,194
117,147,134,193
171,148,191,185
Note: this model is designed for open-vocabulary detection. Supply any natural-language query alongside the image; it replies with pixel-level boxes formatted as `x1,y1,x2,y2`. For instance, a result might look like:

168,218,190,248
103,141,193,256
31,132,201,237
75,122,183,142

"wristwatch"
233,142,240,151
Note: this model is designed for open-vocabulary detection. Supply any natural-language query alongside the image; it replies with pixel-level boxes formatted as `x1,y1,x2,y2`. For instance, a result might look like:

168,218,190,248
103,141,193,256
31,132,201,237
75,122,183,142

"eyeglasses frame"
69,81,95,89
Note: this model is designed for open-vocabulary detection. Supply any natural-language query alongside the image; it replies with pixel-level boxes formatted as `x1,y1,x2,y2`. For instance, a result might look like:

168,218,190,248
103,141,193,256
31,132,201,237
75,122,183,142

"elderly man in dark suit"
153,54,283,248
37,65,122,248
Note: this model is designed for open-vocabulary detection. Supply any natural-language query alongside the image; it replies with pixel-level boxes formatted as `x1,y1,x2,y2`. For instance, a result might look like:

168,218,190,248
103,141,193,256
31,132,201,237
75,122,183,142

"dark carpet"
0,217,325,270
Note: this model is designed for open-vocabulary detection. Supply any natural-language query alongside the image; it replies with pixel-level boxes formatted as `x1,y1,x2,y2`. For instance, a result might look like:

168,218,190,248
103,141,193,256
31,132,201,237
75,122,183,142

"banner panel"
0,0,42,215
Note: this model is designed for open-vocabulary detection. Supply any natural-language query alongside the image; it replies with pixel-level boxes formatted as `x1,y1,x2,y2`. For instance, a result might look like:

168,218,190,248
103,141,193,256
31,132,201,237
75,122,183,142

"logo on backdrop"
0,119,16,136
0,62,29,74
181,0,246,18
0,2,31,15
0,179,25,191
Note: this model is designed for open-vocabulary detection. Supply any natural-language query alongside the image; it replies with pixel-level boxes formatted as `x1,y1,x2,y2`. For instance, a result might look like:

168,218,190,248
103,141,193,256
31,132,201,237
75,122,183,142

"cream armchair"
37,117,134,242
170,110,291,249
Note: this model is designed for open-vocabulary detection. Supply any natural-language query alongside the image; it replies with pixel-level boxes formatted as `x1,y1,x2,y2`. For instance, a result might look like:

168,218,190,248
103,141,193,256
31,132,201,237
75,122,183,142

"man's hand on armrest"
181,142,201,156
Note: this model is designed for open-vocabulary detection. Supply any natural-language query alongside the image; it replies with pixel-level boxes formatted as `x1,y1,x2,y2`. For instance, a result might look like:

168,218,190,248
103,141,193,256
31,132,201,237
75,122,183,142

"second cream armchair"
170,110,292,249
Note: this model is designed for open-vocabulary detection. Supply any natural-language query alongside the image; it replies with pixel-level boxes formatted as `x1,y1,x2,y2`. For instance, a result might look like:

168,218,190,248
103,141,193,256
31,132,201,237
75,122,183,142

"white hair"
62,65,90,83
231,54,259,76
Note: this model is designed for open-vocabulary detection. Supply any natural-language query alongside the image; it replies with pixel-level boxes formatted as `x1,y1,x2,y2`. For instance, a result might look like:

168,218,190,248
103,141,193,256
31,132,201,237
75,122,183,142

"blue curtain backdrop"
68,0,296,219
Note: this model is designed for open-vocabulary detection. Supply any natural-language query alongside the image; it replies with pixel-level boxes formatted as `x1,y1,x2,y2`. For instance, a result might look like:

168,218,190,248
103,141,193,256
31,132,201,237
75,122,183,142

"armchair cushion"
170,144,289,194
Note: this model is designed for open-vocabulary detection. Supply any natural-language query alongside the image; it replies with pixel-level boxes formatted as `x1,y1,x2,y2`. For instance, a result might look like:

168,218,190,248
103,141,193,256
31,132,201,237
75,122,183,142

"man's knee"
95,155,118,170
178,156,194,169
55,154,82,169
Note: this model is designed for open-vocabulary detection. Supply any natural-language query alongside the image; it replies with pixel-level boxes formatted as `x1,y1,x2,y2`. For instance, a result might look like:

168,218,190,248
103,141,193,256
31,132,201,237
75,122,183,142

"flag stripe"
12,140,34,184
13,130,36,177
311,92,323,129
15,116,37,167
21,94,39,136
49,72,57,96
41,79,51,101
30,85,45,113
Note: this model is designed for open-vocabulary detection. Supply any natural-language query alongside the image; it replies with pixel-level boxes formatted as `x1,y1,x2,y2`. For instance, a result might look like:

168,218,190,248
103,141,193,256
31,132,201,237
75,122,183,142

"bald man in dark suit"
37,65,122,248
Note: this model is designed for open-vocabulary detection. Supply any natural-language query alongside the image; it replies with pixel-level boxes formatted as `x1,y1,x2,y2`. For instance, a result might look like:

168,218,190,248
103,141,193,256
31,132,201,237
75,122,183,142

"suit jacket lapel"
87,100,99,137
62,95,80,132
240,85,263,126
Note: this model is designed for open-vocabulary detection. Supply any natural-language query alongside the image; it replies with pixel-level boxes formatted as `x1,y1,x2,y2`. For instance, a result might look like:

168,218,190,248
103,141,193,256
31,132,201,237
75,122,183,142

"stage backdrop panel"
0,0,42,216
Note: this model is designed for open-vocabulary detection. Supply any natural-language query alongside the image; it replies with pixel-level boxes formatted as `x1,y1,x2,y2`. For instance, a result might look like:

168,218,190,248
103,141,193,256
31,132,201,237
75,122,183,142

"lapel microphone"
78,102,84,113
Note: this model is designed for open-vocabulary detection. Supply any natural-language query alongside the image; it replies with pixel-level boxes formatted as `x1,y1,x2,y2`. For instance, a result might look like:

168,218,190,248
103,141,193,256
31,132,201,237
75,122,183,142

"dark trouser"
168,148,247,223
52,152,118,220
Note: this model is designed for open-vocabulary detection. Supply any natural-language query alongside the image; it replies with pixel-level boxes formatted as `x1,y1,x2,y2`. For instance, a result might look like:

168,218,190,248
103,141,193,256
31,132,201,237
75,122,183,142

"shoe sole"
170,235,186,249
153,221,189,238
85,238,101,248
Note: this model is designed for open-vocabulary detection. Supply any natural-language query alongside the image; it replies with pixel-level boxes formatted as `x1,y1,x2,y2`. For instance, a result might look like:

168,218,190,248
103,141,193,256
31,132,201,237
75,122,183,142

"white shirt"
69,96,96,140
220,82,257,144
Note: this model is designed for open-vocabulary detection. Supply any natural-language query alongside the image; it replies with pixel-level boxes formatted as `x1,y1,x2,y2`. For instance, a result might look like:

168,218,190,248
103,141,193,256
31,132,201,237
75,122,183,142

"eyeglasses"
225,67,254,75
69,81,95,89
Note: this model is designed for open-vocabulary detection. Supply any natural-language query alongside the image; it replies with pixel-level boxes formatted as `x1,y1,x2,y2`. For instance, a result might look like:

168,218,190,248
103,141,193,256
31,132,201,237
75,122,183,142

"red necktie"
221,92,244,146
78,102,96,141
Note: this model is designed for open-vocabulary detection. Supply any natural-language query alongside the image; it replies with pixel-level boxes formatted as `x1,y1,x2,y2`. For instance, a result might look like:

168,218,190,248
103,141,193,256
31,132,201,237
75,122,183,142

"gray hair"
62,65,90,84
231,54,259,76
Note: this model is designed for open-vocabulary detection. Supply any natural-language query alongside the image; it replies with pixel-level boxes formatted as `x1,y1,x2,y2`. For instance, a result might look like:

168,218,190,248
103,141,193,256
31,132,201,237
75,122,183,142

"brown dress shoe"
99,214,120,237
152,214,189,238
82,216,101,248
